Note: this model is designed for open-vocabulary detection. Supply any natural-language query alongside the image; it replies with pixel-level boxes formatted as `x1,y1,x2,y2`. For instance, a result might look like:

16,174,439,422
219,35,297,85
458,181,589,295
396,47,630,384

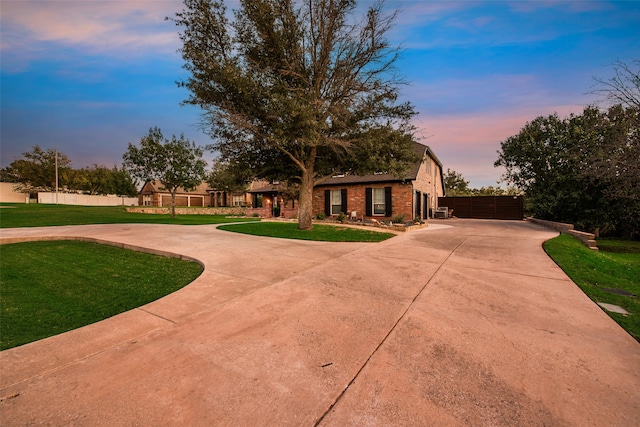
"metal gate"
437,196,524,220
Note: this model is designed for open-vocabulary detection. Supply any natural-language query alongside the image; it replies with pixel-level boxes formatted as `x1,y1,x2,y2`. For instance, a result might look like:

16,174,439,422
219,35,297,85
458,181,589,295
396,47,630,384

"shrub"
391,214,405,224
315,212,326,220
337,212,347,223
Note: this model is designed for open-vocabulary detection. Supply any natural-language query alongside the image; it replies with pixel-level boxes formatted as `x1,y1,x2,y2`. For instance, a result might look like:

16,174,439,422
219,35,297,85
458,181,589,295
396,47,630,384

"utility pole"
55,147,59,204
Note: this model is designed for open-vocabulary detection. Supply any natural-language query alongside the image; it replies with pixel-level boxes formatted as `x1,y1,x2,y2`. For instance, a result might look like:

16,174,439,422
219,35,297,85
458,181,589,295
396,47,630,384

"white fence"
38,192,138,206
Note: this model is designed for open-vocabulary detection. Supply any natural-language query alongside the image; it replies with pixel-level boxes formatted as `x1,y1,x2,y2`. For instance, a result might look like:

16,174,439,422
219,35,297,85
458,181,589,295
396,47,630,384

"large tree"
123,127,207,218
443,169,470,196
108,166,139,197
207,158,253,194
495,106,639,237
5,145,72,194
171,0,419,229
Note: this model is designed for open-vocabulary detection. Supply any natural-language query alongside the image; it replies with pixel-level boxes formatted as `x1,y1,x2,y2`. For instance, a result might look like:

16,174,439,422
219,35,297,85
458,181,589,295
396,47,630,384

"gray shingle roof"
316,142,440,187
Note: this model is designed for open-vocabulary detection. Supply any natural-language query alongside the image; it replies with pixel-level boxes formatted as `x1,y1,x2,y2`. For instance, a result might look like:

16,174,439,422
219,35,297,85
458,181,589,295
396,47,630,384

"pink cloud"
2,1,180,62
412,104,583,187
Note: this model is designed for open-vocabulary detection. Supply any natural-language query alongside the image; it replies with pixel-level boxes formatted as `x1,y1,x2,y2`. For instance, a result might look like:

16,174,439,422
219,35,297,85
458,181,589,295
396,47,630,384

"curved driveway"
1,219,639,426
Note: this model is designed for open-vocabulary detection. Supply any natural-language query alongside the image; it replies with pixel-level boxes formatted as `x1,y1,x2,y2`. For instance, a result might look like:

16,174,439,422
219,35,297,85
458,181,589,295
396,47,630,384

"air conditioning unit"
435,206,448,219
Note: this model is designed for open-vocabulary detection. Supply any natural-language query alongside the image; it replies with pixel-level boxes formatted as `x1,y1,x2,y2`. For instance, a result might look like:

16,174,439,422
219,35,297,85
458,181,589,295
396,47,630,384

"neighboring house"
138,179,254,208
210,185,253,208
312,143,445,221
138,180,212,207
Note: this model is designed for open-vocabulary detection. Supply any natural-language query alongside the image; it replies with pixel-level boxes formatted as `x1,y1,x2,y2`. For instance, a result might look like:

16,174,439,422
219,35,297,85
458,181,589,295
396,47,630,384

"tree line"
495,104,639,238
1,145,138,197
495,59,639,238
443,169,520,197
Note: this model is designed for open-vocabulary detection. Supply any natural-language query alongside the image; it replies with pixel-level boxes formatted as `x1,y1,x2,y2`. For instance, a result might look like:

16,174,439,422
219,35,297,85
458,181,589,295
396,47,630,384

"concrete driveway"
1,219,638,426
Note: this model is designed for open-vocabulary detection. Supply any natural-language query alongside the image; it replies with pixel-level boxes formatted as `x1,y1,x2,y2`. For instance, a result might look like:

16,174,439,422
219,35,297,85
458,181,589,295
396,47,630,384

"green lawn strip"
0,203,257,228
0,240,203,350
218,221,396,242
543,233,640,341
596,238,640,254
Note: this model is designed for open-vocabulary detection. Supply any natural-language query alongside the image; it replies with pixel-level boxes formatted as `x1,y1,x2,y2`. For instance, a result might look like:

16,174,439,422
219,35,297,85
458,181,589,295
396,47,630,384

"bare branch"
588,59,640,109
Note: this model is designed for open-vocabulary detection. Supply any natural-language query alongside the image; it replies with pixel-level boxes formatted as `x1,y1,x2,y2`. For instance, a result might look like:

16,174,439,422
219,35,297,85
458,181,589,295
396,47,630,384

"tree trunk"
297,169,314,230
170,189,177,219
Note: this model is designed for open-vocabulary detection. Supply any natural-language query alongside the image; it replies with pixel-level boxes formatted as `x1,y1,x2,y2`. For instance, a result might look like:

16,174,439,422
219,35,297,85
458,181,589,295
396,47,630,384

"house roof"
249,182,290,194
249,184,279,193
317,142,443,187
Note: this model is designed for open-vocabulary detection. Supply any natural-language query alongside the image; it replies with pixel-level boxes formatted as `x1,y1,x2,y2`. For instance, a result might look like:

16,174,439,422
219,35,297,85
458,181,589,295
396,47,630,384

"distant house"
137,179,255,208
312,143,445,221
138,180,212,207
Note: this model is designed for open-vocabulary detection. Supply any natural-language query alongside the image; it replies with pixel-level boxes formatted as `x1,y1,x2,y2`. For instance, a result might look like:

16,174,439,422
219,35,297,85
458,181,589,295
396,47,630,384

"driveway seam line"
314,237,469,426
136,308,177,324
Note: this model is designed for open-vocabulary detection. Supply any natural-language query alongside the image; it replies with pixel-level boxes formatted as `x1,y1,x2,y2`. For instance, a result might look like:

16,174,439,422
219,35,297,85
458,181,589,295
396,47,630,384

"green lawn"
0,203,257,228
0,240,204,350
218,221,396,242
543,234,640,341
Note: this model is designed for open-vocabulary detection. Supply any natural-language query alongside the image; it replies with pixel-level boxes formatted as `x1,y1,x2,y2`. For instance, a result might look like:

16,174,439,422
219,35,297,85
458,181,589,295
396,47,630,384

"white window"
331,190,342,215
143,195,151,206
233,195,243,206
373,188,385,215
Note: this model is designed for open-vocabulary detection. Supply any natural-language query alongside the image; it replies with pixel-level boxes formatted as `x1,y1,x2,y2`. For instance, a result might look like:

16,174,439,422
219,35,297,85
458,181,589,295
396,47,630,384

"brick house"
138,180,212,207
312,143,445,221
138,179,259,208
247,181,298,218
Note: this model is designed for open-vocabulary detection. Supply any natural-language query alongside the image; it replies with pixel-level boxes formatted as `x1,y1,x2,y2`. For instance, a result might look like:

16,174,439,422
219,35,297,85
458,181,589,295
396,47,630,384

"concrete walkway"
1,219,638,426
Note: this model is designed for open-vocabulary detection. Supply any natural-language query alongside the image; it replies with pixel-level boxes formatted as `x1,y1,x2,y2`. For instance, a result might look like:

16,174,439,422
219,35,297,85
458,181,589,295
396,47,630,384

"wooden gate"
437,196,524,220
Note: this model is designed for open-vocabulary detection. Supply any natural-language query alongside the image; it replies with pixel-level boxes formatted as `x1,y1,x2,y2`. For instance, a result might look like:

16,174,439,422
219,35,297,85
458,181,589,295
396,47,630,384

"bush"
315,212,326,220
337,212,347,223
391,214,405,224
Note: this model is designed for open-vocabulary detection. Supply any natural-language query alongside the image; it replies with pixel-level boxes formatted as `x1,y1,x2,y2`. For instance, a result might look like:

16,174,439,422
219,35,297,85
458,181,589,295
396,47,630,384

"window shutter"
324,190,331,216
365,188,372,216
341,189,348,214
252,194,258,208
415,191,421,219
385,187,392,217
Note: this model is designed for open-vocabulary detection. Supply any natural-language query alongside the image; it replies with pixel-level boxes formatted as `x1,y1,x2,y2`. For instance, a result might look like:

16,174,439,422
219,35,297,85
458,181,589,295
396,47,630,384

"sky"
1,0,639,188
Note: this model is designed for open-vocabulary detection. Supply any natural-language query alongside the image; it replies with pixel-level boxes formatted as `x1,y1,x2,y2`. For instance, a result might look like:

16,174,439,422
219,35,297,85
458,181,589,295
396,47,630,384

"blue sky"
2,0,639,187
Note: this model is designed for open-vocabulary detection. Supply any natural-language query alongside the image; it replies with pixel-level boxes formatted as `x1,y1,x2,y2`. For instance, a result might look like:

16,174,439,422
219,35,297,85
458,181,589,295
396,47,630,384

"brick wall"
127,207,246,215
313,182,414,220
